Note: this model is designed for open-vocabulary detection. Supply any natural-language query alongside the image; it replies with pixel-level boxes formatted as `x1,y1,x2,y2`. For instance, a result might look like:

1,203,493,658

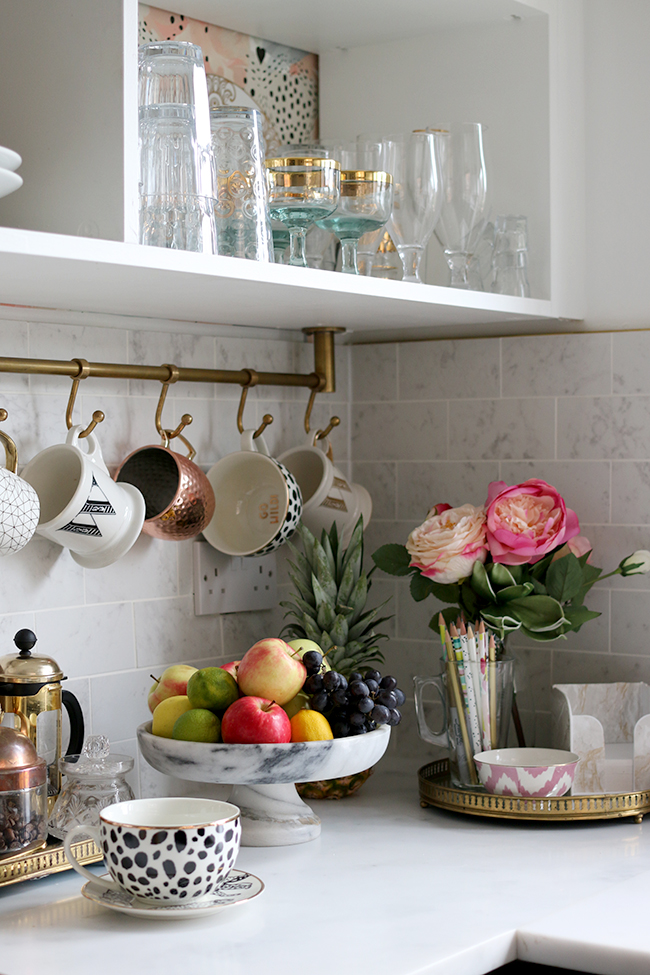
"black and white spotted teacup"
202,430,302,556
64,797,241,904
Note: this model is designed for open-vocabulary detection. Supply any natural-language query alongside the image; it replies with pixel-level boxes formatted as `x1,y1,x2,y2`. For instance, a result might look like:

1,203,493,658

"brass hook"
236,370,273,439
0,409,18,474
314,416,341,444
155,363,195,457
66,358,105,438
304,388,318,435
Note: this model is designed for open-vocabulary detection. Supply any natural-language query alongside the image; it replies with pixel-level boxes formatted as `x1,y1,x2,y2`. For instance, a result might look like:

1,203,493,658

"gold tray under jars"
418,759,650,824
0,835,102,888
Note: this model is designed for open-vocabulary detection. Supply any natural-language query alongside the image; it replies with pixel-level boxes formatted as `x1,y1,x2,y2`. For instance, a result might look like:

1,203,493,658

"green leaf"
410,572,436,602
347,600,391,641
529,551,555,580
563,604,602,632
507,564,524,584
459,582,479,619
328,613,350,647
287,568,316,608
312,538,338,601
496,583,535,603
530,577,547,595
372,544,412,577
471,561,495,601
545,553,584,602
298,612,324,645
295,523,316,569
507,595,568,633
345,574,369,624
337,542,362,607
287,548,315,590
409,573,460,604
519,625,567,643
321,531,337,580
341,517,364,575
488,563,517,589
279,593,316,618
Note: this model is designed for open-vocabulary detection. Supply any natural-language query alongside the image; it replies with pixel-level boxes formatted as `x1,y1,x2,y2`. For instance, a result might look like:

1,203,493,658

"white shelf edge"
0,227,556,338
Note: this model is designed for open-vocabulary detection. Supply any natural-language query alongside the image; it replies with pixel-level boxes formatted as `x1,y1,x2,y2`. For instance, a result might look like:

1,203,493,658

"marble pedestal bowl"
137,722,390,847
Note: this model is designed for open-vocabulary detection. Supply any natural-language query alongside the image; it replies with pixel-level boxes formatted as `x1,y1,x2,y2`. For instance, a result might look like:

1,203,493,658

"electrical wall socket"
193,540,278,616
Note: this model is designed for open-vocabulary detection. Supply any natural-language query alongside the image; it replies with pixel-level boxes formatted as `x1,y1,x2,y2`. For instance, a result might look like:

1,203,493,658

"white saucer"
81,868,264,920
0,168,22,200
0,146,21,172
71,483,146,569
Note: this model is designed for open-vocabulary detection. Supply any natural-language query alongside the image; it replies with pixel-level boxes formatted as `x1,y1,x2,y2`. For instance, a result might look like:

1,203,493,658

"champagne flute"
382,132,442,283
432,122,489,289
315,171,393,274
265,157,340,267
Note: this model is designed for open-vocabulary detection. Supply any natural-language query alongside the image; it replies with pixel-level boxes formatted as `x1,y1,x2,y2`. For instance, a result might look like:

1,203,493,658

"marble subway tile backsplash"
352,331,650,768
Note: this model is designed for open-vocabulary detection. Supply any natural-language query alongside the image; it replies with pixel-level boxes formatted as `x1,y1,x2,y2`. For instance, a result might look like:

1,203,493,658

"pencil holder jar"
414,657,515,789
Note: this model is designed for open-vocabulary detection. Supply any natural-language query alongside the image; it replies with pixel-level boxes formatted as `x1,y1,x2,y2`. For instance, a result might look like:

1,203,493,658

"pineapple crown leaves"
279,516,393,675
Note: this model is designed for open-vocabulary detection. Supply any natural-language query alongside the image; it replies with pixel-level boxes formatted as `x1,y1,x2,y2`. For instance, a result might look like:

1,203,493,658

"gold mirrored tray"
419,759,650,823
0,835,102,888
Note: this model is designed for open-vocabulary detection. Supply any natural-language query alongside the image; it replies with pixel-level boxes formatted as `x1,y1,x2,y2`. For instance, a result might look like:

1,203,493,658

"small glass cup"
491,214,530,297
316,170,393,274
265,157,340,267
138,41,216,254
210,106,273,262
414,656,515,789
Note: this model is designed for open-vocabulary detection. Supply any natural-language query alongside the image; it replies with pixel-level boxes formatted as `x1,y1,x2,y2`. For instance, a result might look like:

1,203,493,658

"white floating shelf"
0,228,556,340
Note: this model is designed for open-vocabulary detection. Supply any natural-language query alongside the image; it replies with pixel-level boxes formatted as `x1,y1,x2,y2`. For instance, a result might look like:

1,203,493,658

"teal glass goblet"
265,157,340,268
316,171,393,275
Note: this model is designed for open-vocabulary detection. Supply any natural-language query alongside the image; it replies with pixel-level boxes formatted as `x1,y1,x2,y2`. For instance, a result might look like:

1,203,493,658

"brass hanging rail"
0,325,342,394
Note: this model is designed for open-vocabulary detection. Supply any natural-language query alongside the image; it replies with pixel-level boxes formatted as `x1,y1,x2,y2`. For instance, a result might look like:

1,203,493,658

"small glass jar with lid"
47,735,135,840
0,725,47,859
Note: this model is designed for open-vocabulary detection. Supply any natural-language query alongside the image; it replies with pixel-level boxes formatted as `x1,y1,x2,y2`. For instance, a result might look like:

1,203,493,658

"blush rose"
406,503,488,584
485,479,580,566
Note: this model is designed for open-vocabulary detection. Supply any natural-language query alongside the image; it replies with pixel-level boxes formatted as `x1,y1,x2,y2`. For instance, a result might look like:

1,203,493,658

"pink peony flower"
406,504,488,584
485,479,580,566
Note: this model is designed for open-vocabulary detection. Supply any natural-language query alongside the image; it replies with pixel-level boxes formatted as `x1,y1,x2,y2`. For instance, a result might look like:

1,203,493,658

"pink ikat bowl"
474,748,580,798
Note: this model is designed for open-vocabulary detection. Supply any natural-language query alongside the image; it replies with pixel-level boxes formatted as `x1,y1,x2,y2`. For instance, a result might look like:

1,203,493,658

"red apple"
148,664,198,714
221,696,291,744
220,660,240,681
237,638,306,706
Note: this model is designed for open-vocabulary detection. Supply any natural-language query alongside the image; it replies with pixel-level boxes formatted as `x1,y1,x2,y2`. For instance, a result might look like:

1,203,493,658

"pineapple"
280,517,391,677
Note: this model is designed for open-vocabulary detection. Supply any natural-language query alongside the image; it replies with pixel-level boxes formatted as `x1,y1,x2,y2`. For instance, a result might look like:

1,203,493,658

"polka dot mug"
64,797,241,904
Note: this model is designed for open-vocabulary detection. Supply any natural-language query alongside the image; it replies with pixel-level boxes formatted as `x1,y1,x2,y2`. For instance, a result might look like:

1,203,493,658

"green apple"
282,690,310,719
287,638,331,672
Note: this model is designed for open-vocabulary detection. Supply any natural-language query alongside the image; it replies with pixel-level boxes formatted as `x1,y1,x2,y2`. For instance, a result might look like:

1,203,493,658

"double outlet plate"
193,540,278,616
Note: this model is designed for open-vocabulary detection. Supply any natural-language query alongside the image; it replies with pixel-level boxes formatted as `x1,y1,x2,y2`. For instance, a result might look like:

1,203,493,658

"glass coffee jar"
0,725,47,859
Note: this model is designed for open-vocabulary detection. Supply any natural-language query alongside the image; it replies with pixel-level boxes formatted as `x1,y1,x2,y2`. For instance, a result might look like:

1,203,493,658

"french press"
0,630,84,814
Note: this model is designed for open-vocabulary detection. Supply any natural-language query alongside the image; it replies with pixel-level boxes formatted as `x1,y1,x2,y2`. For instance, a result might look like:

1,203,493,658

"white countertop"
1,769,649,975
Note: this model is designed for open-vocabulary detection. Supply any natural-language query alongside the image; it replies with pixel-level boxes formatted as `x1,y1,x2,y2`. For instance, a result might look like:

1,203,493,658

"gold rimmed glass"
316,170,393,275
265,157,340,267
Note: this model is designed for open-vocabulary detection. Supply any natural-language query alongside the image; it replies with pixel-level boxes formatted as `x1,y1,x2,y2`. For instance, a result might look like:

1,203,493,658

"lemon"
152,695,193,738
290,709,334,742
187,667,239,713
172,708,221,743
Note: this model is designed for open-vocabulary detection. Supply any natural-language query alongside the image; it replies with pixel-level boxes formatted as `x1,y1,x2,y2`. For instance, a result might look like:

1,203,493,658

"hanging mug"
21,426,146,569
203,429,302,556
0,412,40,556
278,436,371,545
115,438,215,541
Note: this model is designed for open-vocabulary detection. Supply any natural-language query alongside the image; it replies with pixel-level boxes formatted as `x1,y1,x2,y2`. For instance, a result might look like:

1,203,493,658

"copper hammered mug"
114,439,215,541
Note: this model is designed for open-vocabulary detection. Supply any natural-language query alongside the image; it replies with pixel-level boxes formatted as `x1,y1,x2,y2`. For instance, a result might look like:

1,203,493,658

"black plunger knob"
14,629,37,658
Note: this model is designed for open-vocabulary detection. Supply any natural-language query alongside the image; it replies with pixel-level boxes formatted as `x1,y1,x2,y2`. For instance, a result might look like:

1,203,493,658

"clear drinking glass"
210,107,273,261
316,171,393,274
491,214,530,297
138,41,216,254
265,157,340,267
432,122,490,289
382,132,443,283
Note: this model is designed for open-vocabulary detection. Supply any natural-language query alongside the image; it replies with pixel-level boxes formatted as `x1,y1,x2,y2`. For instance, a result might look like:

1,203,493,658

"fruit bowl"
137,722,390,847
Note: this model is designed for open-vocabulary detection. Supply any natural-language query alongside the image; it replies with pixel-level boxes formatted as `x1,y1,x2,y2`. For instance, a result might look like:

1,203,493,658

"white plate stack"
0,146,23,200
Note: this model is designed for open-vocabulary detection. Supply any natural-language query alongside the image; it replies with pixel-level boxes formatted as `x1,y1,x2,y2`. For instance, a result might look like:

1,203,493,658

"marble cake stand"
137,722,390,847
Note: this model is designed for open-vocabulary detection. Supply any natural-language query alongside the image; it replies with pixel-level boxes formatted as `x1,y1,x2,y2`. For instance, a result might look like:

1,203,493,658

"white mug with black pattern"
203,429,302,556
20,425,146,569
64,797,241,904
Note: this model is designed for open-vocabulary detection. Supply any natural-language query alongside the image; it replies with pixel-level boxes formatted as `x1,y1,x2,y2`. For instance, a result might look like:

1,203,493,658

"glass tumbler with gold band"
265,157,340,268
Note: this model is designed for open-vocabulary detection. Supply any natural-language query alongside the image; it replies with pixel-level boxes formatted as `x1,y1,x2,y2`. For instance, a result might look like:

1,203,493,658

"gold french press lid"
0,630,63,685
0,726,47,790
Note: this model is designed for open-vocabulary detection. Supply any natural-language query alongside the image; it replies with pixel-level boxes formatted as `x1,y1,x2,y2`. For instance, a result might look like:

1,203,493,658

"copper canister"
0,727,47,859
